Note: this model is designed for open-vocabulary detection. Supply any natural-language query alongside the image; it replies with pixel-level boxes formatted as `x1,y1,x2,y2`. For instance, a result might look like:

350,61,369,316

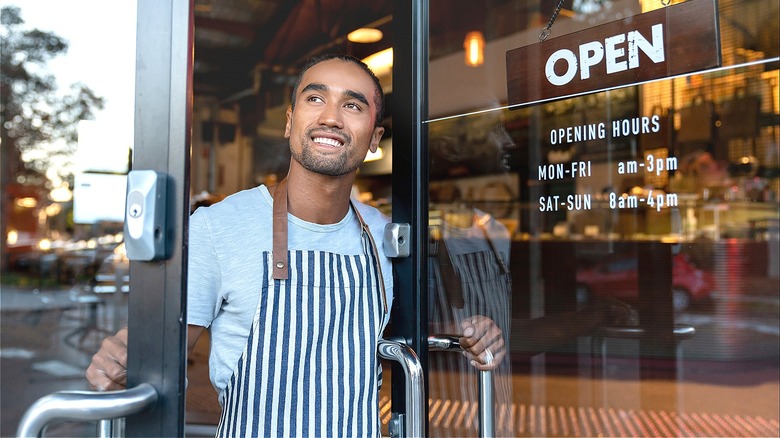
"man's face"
285,59,384,177
488,123,516,173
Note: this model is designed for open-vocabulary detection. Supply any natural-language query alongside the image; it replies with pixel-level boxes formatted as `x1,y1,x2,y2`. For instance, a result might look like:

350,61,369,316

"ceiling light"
362,48,393,78
348,28,383,44
463,31,485,67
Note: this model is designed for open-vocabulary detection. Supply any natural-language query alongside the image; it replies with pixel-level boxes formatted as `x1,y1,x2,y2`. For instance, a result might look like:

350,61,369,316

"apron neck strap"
272,178,289,280
271,178,387,314
271,178,372,279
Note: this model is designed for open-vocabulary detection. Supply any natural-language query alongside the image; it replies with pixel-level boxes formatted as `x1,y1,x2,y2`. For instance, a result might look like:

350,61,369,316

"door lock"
383,223,411,258
124,170,169,261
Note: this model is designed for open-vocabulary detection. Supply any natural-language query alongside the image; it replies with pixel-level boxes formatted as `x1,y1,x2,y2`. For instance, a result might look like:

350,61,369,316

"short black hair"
290,53,385,128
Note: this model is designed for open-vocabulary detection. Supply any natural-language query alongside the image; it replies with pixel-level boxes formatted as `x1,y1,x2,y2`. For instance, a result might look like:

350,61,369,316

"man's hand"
459,315,505,371
86,327,128,391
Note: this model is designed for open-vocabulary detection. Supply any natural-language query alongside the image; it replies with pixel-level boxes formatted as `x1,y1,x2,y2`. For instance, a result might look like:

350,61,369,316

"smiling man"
87,53,504,437
287,58,385,180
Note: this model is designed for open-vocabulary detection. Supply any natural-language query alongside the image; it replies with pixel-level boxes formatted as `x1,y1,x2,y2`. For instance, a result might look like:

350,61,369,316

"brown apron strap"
272,178,289,280
475,213,510,275
430,226,465,309
271,181,388,314
351,203,388,315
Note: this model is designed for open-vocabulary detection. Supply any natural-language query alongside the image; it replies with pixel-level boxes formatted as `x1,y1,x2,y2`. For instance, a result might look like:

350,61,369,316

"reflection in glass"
428,0,778,435
428,207,514,436
0,4,135,435
428,109,517,436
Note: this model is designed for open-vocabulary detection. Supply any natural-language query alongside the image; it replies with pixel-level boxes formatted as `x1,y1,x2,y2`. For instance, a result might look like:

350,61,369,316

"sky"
1,0,138,180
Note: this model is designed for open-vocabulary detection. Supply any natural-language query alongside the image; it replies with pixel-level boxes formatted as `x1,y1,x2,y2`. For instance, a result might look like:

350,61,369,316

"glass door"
2,0,191,435
424,0,779,436
0,1,141,435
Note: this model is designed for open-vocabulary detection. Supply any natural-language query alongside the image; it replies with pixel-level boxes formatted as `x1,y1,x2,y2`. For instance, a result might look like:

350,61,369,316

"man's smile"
312,136,344,148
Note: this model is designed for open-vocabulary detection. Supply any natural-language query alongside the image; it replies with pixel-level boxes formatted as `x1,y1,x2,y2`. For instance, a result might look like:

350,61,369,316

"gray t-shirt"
187,185,394,397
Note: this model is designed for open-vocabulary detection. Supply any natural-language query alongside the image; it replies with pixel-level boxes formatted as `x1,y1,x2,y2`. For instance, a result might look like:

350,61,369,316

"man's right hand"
86,327,128,391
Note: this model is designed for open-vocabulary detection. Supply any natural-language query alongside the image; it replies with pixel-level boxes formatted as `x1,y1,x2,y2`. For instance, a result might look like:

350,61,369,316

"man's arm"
86,325,205,391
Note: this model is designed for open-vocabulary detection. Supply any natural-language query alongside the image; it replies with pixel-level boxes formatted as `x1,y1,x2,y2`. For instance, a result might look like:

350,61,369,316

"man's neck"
279,165,355,225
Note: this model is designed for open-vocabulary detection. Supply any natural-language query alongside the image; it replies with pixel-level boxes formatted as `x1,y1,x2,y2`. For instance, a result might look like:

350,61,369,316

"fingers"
459,316,506,371
466,344,505,371
86,328,129,391
459,316,501,351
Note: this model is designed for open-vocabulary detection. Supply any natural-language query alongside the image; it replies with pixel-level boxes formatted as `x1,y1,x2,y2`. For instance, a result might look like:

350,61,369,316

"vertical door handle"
429,334,495,437
378,338,425,437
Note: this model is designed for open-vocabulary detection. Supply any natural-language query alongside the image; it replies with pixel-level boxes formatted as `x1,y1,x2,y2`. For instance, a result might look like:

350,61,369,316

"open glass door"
0,1,145,436
3,0,193,436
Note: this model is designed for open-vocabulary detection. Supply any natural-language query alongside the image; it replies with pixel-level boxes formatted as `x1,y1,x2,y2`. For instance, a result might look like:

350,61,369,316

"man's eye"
345,102,361,110
307,95,323,103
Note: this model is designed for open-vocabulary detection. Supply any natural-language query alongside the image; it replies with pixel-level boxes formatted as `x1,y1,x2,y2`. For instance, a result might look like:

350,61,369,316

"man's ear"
284,106,292,139
369,126,385,153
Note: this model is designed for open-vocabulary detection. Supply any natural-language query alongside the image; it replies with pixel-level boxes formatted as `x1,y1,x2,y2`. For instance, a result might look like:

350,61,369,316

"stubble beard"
291,129,362,177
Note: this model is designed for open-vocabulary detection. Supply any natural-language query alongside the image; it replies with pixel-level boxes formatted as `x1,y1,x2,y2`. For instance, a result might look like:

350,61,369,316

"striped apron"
216,179,388,437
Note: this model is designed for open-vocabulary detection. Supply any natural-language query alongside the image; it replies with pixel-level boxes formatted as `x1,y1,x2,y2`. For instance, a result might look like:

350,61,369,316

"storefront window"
427,0,778,435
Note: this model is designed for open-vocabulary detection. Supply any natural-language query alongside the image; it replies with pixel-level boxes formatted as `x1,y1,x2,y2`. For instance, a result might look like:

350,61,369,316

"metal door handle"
429,334,495,438
378,338,425,437
17,383,157,438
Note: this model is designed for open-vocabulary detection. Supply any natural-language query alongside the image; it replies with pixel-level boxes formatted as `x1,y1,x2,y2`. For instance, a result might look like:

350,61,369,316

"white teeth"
313,137,343,148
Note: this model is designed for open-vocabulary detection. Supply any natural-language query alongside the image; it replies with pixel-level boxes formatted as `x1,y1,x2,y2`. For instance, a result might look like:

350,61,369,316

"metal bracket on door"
383,223,411,258
16,383,157,438
388,413,405,438
429,334,495,437
378,338,425,437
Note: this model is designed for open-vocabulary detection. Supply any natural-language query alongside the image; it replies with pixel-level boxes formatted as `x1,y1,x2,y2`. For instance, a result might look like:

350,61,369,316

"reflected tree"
0,6,104,269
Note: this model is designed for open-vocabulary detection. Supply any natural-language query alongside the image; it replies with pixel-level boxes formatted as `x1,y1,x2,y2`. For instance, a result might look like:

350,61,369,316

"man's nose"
494,126,517,149
317,102,344,128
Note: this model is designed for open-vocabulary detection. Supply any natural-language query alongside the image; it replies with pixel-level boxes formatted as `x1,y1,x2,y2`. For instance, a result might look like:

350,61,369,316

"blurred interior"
1,0,778,436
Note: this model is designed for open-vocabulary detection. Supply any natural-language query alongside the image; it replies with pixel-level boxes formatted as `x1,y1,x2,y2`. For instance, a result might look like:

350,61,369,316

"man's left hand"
459,315,505,371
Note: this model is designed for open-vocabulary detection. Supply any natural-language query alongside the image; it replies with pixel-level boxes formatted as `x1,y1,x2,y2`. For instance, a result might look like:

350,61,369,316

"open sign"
507,0,721,105
546,23,665,86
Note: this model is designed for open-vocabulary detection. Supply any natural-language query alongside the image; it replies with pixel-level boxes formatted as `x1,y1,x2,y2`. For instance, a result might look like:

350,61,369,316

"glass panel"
428,0,779,436
0,2,136,436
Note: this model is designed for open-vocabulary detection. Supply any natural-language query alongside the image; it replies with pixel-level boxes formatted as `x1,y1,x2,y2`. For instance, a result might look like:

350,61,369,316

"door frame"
125,0,192,435
390,0,430,433
126,0,431,435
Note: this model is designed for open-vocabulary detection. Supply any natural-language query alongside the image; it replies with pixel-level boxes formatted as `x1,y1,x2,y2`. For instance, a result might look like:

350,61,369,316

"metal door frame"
126,0,430,435
125,0,193,435
390,0,430,434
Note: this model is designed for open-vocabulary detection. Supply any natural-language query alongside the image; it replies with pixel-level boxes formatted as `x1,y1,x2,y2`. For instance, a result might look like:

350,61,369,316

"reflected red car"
576,253,715,311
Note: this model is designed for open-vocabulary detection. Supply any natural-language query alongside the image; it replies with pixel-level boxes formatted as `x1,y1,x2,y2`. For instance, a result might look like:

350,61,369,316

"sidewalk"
1,286,106,436
0,286,220,436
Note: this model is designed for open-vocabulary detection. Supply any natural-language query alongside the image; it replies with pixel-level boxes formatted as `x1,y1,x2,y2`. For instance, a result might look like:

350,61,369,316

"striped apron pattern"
216,215,387,437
